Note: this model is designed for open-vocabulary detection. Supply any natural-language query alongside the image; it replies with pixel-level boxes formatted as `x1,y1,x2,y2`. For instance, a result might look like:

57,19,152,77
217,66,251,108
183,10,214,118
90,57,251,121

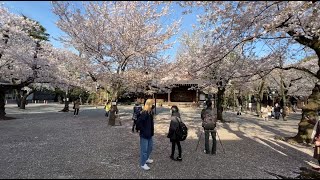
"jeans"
171,140,182,158
140,137,153,166
204,129,216,154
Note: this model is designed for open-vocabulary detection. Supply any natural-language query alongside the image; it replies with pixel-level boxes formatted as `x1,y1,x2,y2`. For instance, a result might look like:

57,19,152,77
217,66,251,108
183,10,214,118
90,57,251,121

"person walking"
73,98,80,117
274,103,281,119
136,99,154,171
201,100,217,155
104,101,111,117
167,105,182,161
132,102,142,133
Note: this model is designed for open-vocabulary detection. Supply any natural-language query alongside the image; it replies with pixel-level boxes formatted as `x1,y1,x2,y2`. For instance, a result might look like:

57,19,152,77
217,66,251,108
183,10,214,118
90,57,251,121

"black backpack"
175,117,188,141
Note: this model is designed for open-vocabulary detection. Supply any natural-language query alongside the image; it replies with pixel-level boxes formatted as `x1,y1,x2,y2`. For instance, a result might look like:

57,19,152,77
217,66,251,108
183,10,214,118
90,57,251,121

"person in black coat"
136,99,155,171
274,103,281,119
132,102,142,132
167,105,182,161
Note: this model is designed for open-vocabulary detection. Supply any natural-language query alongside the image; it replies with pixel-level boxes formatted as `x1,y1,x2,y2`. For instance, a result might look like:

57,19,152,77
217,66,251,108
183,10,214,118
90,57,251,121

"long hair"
143,99,154,112
171,105,180,117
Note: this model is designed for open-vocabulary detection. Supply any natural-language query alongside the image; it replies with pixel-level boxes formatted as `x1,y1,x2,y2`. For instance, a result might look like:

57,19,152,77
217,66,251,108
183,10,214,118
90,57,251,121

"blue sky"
2,1,201,61
3,1,65,48
2,1,309,64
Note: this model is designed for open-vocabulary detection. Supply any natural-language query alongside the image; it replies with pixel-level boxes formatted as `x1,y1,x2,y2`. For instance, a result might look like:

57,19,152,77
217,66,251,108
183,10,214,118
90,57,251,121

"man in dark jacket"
167,105,182,161
132,102,142,132
274,103,281,119
201,100,217,155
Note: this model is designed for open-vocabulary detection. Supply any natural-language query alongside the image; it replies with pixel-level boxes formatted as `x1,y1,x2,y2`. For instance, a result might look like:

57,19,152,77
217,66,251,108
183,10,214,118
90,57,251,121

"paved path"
0,104,317,178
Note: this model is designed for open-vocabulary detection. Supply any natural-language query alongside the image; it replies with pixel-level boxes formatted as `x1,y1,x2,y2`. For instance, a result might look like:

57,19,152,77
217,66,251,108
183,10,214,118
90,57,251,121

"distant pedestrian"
237,105,242,115
136,99,155,171
261,105,269,121
201,100,217,155
132,102,142,133
271,106,275,119
237,97,242,115
73,98,80,116
104,101,111,117
274,103,281,119
167,105,182,161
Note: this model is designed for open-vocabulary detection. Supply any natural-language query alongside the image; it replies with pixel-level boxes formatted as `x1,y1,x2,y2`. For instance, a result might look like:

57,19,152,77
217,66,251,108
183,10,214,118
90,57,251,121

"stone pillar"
196,89,199,103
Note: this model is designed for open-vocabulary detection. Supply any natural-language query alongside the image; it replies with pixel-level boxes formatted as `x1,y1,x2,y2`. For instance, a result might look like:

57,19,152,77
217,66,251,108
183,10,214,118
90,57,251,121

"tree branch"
275,66,317,80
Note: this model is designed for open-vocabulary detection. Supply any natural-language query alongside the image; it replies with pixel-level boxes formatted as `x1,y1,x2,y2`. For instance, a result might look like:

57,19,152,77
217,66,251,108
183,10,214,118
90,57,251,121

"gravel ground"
0,103,317,179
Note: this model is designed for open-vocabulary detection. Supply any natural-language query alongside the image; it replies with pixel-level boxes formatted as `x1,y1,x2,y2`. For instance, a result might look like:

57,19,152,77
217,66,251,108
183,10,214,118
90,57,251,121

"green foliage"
22,15,49,41
87,93,97,104
69,87,90,102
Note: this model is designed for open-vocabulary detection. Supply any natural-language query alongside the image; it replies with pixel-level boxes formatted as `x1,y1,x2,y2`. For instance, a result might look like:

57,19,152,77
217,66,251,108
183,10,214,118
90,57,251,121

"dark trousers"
105,111,109,117
204,130,216,154
171,140,182,158
74,108,79,115
132,120,138,132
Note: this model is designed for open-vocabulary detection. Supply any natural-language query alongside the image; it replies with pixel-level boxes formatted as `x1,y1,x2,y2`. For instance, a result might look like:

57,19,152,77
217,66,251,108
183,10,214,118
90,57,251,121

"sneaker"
176,157,182,161
204,150,209,154
146,159,153,164
141,164,150,171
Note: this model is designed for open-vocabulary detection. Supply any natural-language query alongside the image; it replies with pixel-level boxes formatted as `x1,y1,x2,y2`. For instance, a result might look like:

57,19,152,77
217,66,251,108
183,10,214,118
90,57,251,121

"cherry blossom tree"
179,1,320,143
0,5,87,118
0,5,45,118
176,26,280,121
52,1,180,101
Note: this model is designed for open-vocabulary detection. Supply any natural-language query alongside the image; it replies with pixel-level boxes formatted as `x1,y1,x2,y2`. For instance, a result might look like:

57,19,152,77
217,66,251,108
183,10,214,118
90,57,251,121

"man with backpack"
201,100,217,155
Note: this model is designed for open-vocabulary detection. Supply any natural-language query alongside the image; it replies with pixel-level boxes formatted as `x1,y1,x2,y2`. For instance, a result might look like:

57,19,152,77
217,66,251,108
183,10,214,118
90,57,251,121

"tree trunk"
0,88,6,119
20,98,27,109
112,88,120,101
217,87,226,122
60,89,69,112
14,89,21,108
256,78,266,117
20,90,33,109
287,84,320,144
280,72,288,121
233,88,236,112
19,90,29,109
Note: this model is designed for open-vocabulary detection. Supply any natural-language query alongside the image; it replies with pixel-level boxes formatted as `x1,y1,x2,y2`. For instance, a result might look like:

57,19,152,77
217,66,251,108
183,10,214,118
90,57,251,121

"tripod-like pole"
195,130,203,151
216,130,226,154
